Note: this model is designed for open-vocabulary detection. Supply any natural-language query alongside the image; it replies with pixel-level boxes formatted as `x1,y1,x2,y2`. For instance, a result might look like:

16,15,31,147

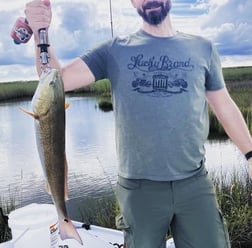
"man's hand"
25,0,52,36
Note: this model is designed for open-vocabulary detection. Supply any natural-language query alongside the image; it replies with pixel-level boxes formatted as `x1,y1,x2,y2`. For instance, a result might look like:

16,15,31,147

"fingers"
43,0,51,7
24,0,52,33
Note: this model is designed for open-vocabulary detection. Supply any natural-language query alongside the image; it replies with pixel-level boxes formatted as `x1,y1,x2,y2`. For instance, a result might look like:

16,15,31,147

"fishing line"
96,156,116,196
109,0,114,38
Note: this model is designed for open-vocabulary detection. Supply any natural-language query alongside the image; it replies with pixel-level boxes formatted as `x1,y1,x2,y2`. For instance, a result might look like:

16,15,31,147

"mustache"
143,1,163,10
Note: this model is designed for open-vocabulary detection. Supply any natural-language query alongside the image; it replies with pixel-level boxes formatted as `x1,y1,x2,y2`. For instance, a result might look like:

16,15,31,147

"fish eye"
49,80,56,87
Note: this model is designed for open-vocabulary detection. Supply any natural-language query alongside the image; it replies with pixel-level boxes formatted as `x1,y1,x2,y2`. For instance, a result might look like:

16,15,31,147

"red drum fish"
21,69,83,245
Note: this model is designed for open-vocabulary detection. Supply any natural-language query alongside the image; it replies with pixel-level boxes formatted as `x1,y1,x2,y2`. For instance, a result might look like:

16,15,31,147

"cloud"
0,0,251,82
0,4,36,66
50,2,112,60
200,0,252,55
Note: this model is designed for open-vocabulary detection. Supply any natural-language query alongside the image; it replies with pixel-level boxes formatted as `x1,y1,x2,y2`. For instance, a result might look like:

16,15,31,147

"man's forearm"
207,88,252,156
220,102,252,155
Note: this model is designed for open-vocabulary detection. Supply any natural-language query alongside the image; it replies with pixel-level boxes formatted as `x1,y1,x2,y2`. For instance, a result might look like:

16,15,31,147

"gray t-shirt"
81,30,225,181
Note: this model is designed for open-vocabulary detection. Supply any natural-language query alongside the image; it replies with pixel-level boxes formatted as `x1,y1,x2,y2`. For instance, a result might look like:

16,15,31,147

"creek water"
0,96,248,208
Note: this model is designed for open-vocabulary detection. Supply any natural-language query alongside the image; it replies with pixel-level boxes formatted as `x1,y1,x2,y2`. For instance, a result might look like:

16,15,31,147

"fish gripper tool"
38,28,51,72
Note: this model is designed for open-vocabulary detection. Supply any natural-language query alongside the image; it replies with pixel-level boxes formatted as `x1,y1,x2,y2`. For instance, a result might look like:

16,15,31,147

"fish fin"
19,107,38,119
59,218,83,245
65,102,70,109
64,155,69,201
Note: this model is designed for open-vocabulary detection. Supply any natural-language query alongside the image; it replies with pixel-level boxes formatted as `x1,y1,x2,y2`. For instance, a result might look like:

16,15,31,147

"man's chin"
146,12,165,25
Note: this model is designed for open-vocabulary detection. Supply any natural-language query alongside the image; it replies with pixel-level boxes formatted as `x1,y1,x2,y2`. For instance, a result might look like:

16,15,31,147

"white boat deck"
59,221,175,248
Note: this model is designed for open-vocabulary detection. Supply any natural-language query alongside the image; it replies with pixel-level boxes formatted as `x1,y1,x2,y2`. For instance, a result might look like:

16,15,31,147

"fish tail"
59,218,83,245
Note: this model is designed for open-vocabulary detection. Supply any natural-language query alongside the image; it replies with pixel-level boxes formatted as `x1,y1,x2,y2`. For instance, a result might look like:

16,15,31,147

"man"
25,0,252,247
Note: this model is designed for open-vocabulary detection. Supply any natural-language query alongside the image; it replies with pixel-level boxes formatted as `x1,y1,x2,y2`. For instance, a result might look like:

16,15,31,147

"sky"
0,0,251,82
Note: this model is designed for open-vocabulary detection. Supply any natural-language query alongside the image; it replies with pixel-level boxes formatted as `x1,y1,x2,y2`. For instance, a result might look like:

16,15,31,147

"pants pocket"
117,176,141,190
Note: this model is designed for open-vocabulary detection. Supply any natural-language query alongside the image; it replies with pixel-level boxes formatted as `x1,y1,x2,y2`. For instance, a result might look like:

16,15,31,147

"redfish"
21,69,83,245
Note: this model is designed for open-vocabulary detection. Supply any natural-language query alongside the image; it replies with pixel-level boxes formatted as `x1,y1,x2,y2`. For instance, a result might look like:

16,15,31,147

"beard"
137,1,172,25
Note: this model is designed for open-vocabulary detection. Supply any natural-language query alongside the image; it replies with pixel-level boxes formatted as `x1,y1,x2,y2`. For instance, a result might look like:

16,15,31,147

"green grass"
75,194,119,229
212,170,252,246
71,79,111,96
0,80,38,101
209,88,252,137
223,66,252,82
223,66,252,90
0,66,251,102
0,79,111,101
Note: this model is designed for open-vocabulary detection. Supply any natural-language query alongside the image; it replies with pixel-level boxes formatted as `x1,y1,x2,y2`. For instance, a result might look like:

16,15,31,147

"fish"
21,69,83,245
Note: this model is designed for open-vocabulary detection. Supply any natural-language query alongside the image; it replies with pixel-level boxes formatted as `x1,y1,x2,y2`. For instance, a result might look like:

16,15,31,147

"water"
0,96,248,207
0,97,117,207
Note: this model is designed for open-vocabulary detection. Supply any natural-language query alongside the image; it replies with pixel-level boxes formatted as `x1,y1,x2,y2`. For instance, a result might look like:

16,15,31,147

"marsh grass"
0,79,111,101
1,66,251,102
0,81,38,101
0,188,18,216
209,88,252,137
223,66,252,83
75,194,119,229
212,171,252,246
68,79,111,96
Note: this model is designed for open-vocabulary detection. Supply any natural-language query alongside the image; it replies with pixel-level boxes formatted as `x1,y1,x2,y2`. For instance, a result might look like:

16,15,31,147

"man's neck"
142,15,176,38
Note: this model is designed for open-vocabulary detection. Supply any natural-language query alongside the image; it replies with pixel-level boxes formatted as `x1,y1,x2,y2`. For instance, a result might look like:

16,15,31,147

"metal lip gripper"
37,28,51,72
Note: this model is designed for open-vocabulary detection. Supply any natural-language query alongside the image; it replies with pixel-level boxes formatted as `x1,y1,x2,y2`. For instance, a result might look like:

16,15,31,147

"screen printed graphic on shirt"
128,54,194,97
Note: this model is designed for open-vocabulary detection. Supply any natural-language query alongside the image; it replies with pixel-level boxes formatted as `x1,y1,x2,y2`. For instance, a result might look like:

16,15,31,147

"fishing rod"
109,0,114,38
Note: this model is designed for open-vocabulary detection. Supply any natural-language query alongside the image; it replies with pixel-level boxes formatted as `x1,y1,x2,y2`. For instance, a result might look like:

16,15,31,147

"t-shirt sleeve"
80,41,110,81
205,43,225,91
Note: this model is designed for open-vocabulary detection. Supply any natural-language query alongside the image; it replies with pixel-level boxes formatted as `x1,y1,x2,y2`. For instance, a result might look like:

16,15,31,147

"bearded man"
25,1,252,247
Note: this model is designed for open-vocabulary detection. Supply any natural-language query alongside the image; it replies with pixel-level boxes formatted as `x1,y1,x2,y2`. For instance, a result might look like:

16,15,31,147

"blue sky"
0,0,251,82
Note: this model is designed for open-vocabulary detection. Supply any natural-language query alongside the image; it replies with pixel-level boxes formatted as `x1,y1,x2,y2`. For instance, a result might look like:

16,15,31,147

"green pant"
116,167,231,248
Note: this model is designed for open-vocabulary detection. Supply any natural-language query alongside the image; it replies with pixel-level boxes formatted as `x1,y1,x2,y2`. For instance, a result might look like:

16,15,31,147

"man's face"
135,0,172,25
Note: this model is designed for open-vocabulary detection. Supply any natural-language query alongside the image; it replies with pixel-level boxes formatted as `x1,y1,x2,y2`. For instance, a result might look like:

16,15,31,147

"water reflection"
205,139,247,179
0,97,117,207
0,97,247,208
